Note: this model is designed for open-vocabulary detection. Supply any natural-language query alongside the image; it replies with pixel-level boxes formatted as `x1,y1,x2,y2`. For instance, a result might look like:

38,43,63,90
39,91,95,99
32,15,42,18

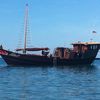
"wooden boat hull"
53,57,95,66
0,46,99,66
1,52,53,66
1,54,95,66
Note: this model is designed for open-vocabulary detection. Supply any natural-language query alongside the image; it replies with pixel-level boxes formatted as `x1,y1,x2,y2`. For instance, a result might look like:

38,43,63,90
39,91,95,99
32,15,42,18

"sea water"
0,58,100,100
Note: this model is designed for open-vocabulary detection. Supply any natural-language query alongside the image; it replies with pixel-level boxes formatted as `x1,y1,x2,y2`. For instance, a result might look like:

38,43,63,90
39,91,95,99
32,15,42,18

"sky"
0,0,100,53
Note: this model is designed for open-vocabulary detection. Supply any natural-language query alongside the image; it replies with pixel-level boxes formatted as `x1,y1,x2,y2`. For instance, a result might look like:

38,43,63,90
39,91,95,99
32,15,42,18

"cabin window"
90,46,93,50
73,46,78,52
90,45,98,50
94,45,95,49
55,50,58,56
93,45,95,50
93,45,97,50
95,45,97,49
82,46,88,52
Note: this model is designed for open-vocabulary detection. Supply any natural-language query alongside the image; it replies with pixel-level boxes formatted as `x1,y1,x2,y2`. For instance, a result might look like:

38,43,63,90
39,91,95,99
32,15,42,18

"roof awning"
16,47,49,51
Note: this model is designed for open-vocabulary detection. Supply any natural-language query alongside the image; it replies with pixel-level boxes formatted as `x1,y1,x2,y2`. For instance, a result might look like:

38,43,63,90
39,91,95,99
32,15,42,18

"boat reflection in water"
0,58,100,100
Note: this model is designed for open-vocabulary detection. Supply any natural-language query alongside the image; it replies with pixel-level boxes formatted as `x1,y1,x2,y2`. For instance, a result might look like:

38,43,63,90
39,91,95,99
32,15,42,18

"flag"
26,3,28,6
0,50,8,55
92,31,97,34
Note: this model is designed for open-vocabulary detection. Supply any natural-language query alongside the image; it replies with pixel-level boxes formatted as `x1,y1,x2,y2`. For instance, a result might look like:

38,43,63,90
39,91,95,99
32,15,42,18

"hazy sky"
0,0,100,51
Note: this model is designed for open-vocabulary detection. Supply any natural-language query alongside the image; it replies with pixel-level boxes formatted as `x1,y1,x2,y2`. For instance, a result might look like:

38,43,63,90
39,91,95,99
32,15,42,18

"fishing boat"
0,4,100,66
0,41,100,66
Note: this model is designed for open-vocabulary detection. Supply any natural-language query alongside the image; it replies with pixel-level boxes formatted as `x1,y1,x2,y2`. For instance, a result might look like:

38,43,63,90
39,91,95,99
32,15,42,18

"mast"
23,4,28,53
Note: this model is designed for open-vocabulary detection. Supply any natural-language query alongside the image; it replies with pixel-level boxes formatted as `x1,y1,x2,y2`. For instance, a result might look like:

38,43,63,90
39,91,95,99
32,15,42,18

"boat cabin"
53,42,100,59
71,42,100,59
53,47,71,59
72,42,100,53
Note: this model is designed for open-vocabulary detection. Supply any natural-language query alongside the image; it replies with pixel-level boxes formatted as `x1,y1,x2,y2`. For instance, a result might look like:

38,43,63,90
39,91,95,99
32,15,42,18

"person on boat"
42,50,49,56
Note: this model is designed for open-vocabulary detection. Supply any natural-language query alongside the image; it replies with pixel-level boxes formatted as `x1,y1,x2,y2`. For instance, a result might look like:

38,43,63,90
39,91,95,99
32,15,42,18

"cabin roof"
72,42,100,45
56,47,66,49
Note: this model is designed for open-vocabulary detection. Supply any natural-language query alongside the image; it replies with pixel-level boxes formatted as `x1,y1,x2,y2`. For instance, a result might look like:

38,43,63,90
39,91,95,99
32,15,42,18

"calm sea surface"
0,58,100,100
